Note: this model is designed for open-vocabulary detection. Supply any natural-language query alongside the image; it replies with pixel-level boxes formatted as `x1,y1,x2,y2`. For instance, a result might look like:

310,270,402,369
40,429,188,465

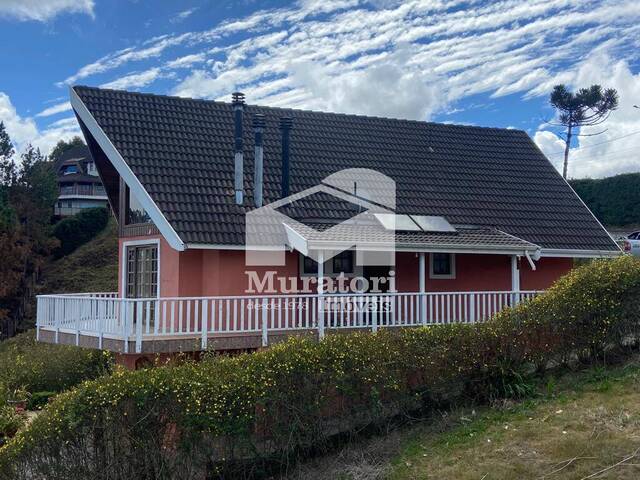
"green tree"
0,122,17,186
48,136,85,164
549,84,619,179
0,138,57,339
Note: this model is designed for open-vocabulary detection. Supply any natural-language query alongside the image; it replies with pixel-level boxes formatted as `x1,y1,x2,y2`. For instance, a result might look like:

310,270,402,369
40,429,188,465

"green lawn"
390,360,640,480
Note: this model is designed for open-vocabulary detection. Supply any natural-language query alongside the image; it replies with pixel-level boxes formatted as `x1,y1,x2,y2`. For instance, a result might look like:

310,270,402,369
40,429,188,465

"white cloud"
286,50,442,119
0,93,79,157
165,53,206,69
33,0,640,177
35,101,71,118
535,53,640,178
0,92,38,147
100,68,161,90
171,7,197,24
0,0,94,22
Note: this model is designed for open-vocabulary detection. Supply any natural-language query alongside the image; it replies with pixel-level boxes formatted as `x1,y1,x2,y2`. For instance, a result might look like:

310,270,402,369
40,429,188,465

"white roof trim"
70,87,185,252
540,248,621,258
283,223,309,256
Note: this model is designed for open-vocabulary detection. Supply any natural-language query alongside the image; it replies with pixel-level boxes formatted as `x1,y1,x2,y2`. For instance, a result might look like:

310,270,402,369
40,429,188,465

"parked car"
623,231,640,256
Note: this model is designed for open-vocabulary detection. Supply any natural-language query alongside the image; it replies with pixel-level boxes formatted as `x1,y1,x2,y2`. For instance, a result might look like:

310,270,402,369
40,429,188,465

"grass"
40,217,118,294
389,359,640,480
283,358,640,480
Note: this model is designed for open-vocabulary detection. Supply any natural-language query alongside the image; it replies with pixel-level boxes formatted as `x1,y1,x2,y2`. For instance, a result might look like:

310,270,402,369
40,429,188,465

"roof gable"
72,85,618,253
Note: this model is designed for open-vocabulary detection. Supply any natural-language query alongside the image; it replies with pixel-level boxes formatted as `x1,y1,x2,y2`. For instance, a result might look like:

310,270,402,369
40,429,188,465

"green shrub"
0,331,112,394
0,406,24,445
0,257,639,479
53,207,109,258
26,392,55,411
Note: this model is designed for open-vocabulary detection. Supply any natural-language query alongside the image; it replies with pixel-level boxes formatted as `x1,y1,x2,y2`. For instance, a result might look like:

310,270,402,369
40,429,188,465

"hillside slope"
40,218,118,294
571,173,640,227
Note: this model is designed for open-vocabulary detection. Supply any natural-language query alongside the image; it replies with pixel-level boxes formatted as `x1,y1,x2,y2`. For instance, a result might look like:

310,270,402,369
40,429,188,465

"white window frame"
121,238,161,299
429,252,456,279
299,251,362,278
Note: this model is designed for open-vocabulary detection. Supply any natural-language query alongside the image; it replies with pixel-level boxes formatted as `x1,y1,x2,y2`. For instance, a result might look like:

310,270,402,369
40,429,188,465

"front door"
125,245,158,299
125,244,158,328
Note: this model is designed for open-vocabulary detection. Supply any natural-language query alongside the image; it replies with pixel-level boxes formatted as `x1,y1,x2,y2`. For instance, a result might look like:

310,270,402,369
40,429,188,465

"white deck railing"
36,291,541,353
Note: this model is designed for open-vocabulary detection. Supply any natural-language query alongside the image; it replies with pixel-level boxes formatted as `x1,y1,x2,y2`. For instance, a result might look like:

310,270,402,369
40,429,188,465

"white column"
317,251,325,340
511,255,520,305
419,252,426,324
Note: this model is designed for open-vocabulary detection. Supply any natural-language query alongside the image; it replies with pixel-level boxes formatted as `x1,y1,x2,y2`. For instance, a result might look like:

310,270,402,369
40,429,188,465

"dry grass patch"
390,362,640,480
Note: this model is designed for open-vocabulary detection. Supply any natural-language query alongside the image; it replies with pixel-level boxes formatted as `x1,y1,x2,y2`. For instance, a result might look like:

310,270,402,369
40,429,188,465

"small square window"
332,250,354,274
430,253,455,279
302,256,318,275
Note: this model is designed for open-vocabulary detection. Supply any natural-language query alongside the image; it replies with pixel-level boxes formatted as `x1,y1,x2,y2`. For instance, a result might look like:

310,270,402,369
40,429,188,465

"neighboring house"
37,86,620,367
53,144,108,216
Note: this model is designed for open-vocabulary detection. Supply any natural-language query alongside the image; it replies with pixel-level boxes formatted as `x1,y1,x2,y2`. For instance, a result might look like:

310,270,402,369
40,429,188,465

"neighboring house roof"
54,144,91,172
71,85,619,254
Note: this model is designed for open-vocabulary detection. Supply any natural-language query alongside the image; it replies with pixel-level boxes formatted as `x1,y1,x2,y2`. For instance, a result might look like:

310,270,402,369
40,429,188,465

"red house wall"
119,237,574,297
521,257,573,290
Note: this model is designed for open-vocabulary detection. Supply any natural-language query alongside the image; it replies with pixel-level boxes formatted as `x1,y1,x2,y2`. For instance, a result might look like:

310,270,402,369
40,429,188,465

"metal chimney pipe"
280,117,293,199
232,92,245,205
252,114,266,208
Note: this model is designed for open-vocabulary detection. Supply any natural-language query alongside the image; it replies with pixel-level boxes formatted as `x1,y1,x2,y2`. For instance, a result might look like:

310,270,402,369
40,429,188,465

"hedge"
0,331,112,395
0,256,639,479
53,207,109,258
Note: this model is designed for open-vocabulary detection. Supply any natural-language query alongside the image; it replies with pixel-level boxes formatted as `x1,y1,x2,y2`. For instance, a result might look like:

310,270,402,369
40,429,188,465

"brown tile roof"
73,86,618,252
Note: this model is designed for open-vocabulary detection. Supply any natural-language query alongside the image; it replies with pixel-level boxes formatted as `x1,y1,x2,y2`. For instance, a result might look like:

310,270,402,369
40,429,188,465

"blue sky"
1,0,639,178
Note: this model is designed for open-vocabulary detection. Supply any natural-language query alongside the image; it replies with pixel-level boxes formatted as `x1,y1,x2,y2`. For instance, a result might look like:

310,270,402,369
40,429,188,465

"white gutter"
539,248,621,258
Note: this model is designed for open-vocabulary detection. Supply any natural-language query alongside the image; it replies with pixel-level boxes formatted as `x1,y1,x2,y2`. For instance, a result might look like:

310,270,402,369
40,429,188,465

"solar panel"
374,213,421,231
411,215,456,233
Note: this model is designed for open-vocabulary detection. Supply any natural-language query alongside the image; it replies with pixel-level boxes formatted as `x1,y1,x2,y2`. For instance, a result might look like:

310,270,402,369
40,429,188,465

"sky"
0,0,639,179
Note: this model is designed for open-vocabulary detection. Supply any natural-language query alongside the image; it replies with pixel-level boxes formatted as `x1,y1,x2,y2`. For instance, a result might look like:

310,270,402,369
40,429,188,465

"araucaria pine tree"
549,84,619,179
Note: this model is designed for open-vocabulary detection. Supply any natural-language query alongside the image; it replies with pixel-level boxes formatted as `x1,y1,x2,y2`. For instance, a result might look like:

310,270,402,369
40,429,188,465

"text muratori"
245,270,396,294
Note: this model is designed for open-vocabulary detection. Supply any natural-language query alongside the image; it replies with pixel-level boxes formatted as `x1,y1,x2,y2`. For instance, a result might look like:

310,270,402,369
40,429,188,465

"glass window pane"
127,187,151,225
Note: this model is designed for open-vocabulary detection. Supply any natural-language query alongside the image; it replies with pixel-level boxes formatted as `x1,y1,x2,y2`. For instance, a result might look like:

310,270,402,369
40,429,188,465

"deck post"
54,298,60,344
201,300,208,351
75,298,80,346
469,293,476,323
35,296,41,342
261,298,268,347
419,252,426,325
135,301,143,353
317,251,325,340
98,299,104,350
511,255,520,306
121,298,129,354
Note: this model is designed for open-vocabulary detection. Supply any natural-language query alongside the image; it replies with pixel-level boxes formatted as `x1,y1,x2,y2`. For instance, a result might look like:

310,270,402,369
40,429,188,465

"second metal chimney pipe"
253,114,265,208
280,117,293,199
232,92,245,205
